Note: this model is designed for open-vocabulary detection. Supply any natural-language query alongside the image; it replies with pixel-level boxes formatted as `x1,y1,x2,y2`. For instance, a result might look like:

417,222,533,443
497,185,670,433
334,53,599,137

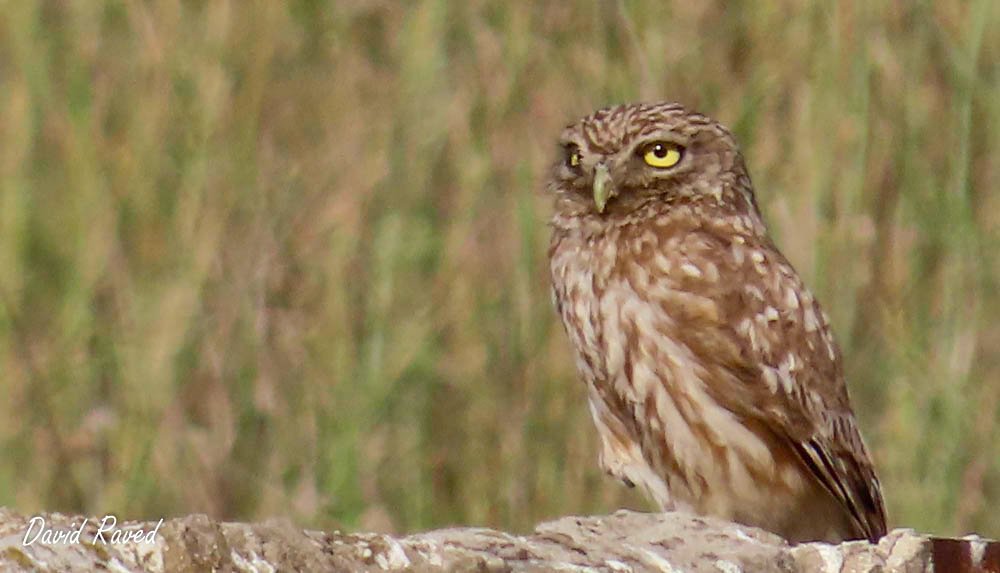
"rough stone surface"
0,507,993,572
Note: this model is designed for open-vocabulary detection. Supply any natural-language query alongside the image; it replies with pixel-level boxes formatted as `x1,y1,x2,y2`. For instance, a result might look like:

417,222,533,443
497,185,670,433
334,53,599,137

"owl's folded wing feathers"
672,232,887,542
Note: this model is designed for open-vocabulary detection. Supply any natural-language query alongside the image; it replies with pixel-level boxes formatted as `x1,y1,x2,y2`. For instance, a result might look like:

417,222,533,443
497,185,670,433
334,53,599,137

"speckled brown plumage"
547,102,887,543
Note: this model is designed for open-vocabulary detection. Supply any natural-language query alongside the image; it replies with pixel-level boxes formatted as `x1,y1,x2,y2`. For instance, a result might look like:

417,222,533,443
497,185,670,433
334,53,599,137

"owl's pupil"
653,144,667,157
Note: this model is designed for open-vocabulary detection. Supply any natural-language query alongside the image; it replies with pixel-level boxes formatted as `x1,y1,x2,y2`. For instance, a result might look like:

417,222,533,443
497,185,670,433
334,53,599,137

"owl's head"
549,102,755,219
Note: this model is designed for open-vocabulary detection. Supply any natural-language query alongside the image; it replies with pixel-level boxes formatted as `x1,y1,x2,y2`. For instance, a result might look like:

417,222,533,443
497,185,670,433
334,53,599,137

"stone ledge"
0,507,996,572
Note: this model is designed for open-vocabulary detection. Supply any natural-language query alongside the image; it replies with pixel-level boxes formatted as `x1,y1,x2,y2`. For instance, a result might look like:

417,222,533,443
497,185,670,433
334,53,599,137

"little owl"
547,102,887,543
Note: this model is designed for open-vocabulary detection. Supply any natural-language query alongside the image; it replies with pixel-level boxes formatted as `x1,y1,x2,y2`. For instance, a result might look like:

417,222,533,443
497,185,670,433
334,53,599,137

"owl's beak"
592,163,617,213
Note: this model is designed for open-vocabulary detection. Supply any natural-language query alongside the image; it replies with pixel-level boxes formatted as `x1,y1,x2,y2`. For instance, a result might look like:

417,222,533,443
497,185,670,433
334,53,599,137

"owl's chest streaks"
550,218,805,515
553,228,720,426
550,222,721,392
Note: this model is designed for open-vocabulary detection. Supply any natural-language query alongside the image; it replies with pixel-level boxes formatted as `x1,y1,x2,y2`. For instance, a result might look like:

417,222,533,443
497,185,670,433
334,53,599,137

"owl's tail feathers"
791,438,887,543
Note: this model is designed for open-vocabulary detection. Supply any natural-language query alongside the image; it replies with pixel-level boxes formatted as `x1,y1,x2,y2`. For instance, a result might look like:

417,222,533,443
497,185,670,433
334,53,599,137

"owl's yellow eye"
567,149,581,168
642,142,682,169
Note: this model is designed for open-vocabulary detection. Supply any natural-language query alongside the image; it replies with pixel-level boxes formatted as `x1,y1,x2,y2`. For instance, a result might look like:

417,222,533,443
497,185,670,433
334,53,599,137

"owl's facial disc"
592,163,617,213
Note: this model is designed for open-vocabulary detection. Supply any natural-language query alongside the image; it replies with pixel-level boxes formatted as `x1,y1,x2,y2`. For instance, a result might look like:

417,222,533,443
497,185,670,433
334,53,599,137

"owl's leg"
597,439,636,488
588,393,677,510
588,395,658,492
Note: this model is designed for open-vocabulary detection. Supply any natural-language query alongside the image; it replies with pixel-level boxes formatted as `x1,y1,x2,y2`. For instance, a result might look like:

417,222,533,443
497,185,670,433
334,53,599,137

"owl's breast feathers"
549,202,887,543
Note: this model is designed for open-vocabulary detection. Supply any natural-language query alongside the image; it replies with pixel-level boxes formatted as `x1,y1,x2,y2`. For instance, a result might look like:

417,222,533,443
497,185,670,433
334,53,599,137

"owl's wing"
673,232,888,542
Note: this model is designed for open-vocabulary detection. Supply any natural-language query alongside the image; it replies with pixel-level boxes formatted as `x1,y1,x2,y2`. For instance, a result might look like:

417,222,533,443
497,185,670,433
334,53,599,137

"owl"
547,102,887,544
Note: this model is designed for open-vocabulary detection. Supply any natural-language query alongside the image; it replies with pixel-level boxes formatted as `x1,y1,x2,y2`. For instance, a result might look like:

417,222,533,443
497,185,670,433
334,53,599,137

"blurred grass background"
0,0,997,538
